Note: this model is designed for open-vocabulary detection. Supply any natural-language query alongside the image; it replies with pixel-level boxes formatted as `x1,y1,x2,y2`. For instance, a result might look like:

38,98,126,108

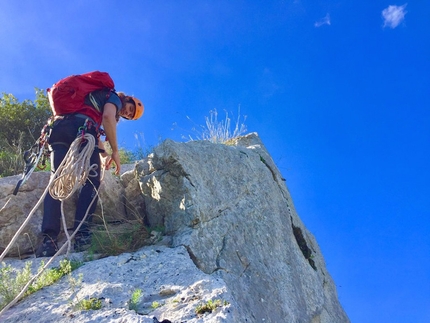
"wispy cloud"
382,4,407,28
314,13,331,27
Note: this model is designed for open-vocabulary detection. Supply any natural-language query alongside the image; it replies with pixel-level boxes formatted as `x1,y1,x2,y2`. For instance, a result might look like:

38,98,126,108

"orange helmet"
131,97,144,120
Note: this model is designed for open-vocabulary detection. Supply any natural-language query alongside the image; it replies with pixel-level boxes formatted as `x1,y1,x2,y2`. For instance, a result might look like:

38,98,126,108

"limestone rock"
2,245,238,322
121,167,147,224
0,167,140,257
138,133,349,322
0,172,48,257
0,134,349,322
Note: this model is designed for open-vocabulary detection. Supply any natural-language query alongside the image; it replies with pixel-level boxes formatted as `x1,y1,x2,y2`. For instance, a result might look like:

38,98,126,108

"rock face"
2,245,237,323
0,172,48,256
0,167,143,256
0,133,349,322
138,133,349,323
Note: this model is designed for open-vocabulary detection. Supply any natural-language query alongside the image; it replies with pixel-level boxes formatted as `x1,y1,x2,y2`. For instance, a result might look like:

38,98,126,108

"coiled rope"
49,133,98,201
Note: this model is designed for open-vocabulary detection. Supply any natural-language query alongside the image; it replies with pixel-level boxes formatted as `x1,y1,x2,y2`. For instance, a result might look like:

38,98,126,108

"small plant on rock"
179,108,248,144
195,299,229,315
201,109,247,144
0,262,32,309
151,301,161,309
0,259,82,311
76,297,102,311
88,220,150,256
129,288,142,311
28,259,81,294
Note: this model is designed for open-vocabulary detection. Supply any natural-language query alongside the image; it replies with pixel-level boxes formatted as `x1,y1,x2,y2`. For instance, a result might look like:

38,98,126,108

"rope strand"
0,131,101,316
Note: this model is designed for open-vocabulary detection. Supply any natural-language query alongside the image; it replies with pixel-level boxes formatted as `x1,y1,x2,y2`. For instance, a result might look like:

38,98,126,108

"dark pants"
41,115,100,239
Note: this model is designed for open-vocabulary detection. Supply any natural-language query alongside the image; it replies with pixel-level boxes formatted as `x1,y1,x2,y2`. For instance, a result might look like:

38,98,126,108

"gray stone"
138,133,349,322
121,167,147,223
0,133,349,322
0,166,142,257
2,245,238,322
0,172,48,257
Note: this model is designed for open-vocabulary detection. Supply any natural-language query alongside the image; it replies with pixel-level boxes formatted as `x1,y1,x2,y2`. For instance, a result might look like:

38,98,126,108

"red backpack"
47,71,115,117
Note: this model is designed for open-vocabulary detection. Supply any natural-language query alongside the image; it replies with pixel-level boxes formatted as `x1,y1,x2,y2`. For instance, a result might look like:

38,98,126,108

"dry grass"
180,108,248,144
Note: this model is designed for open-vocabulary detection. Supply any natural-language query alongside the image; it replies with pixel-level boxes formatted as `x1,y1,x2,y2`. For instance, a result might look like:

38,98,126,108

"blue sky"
1,1,429,322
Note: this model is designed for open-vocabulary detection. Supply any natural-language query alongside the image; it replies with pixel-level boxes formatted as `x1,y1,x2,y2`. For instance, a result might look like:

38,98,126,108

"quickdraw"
78,118,105,141
13,119,53,195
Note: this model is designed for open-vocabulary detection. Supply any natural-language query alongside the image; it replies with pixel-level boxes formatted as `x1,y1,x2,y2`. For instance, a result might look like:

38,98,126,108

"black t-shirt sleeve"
106,92,122,112
85,90,122,113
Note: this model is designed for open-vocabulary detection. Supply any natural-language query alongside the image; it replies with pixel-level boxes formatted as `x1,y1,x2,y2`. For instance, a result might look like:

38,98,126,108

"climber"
36,72,144,257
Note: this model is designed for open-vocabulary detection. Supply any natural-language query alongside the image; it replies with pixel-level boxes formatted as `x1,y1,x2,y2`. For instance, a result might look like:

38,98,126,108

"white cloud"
314,13,331,27
382,4,407,28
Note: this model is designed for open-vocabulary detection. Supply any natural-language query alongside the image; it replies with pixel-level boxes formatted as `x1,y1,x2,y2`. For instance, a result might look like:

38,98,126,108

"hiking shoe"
74,233,92,252
35,236,58,258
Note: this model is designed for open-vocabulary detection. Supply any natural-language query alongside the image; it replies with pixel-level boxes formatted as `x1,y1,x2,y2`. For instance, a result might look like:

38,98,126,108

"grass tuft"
88,221,150,257
180,108,247,144
76,297,102,311
129,288,142,311
195,299,229,315
201,109,247,144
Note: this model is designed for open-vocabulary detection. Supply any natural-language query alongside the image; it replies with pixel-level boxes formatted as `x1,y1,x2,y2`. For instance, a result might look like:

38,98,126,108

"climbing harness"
13,120,52,195
12,116,104,195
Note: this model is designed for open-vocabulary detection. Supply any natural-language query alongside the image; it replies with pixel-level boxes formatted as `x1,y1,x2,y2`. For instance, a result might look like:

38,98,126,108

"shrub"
0,90,51,177
0,259,82,311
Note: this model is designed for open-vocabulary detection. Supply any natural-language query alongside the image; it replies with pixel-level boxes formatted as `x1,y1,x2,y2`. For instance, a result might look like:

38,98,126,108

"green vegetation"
76,297,102,311
28,259,82,294
87,221,150,257
151,301,161,309
0,92,246,178
118,147,135,165
0,90,153,178
0,262,32,309
195,299,229,315
0,90,51,177
0,259,83,311
128,288,142,311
